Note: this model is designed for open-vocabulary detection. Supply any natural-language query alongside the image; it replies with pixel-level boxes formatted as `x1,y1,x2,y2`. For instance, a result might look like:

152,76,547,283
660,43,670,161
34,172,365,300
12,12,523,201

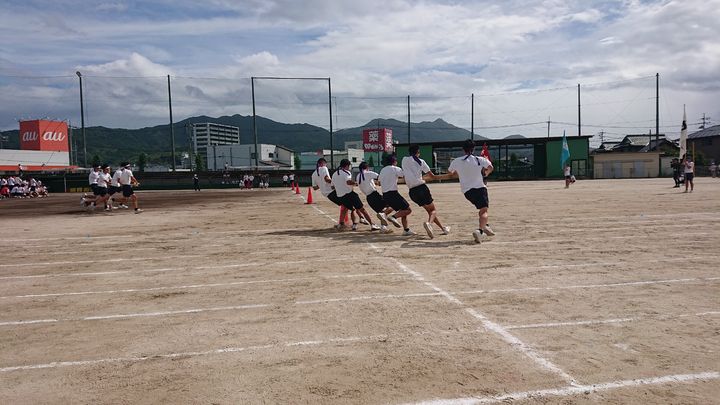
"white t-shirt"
331,169,353,197
283,175,288,182
88,170,100,185
401,156,431,188
111,170,123,187
119,169,134,185
684,161,694,173
564,166,571,176
378,165,403,193
97,173,111,188
311,166,333,197
289,174,295,181
448,155,492,193
356,171,379,196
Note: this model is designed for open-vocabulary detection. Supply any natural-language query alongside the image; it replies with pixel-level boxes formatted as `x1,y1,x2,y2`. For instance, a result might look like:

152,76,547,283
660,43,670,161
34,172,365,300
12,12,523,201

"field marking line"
0,254,202,268
0,256,354,280
367,243,579,386
455,276,720,296
439,256,720,273
0,304,270,326
486,232,719,245
0,334,387,373
0,272,408,300
505,311,720,330
295,292,443,305
406,371,720,405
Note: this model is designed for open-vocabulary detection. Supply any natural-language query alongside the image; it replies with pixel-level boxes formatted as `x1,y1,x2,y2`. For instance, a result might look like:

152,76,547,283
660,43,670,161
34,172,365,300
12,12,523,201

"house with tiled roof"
688,124,720,164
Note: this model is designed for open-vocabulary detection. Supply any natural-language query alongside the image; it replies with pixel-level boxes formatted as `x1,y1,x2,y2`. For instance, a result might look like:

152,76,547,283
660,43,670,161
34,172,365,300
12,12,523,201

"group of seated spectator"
0,176,48,199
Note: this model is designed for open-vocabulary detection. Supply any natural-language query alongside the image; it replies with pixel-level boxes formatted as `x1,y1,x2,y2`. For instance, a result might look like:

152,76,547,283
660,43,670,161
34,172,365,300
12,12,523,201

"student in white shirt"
108,167,129,208
356,162,401,232
379,155,415,236
81,165,101,209
331,159,379,231
289,173,295,186
282,174,289,187
312,158,356,228
119,162,143,213
564,164,572,188
443,139,495,243
683,155,695,193
401,145,449,239
95,164,113,211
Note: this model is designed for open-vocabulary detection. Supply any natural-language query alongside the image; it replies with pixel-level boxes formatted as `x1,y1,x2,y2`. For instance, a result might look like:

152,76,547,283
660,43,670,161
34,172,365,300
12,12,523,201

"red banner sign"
19,120,69,152
362,128,393,152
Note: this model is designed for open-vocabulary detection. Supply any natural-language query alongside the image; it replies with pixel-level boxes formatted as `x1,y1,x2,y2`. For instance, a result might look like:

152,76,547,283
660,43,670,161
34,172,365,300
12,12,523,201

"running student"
332,159,379,231
379,155,415,236
119,162,143,213
95,164,113,211
356,161,401,232
401,145,449,239
109,166,129,209
443,139,495,243
82,164,101,210
311,158,357,229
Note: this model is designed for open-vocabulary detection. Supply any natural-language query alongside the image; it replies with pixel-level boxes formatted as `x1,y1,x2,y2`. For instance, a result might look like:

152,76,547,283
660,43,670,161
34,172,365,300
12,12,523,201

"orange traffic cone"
295,183,301,194
305,187,314,204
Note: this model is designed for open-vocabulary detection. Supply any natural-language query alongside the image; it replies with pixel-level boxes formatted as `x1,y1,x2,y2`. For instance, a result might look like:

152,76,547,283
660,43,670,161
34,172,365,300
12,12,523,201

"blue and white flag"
560,130,570,169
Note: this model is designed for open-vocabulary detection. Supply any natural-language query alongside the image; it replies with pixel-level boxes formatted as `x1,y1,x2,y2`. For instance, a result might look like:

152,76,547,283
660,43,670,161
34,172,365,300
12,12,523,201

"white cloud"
77,52,173,77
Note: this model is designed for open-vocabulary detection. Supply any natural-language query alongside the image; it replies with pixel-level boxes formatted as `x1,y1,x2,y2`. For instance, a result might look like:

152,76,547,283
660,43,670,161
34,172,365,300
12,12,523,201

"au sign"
19,120,69,152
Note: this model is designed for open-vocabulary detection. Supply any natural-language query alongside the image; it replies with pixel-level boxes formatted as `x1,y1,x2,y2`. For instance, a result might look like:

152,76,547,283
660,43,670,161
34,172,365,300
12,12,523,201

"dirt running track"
0,179,718,404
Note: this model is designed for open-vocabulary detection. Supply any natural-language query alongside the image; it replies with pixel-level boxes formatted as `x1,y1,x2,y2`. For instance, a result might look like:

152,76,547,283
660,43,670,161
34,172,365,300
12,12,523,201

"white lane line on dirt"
0,304,270,326
407,371,720,405
505,311,720,330
486,232,719,245
295,292,443,305
0,255,201,268
440,256,720,273
0,257,354,280
0,272,408,300
367,243,579,386
0,334,387,373
455,277,720,296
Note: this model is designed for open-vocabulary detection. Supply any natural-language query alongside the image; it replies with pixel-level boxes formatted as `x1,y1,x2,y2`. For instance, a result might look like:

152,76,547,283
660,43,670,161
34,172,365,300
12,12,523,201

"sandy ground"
0,178,718,404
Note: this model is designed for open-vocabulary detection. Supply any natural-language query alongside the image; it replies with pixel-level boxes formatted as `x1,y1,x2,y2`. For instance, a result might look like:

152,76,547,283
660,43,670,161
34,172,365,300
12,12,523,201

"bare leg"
131,194,138,210
478,207,489,230
423,203,444,229
359,208,373,225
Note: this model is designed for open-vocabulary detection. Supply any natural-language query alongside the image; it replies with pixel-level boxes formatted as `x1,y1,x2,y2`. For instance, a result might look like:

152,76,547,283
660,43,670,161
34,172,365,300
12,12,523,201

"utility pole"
699,113,712,129
547,117,550,138
471,93,474,141
328,78,334,168
656,73,660,174
599,131,604,145
407,95,411,144
167,75,176,171
76,71,86,167
577,84,581,137
251,77,258,168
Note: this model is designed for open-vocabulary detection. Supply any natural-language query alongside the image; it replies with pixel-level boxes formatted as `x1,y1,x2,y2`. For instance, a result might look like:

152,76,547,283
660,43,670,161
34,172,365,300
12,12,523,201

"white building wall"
0,149,70,167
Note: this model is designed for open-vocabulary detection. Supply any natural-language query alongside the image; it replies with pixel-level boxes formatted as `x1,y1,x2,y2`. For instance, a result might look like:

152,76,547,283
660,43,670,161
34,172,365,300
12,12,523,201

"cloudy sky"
1,0,718,144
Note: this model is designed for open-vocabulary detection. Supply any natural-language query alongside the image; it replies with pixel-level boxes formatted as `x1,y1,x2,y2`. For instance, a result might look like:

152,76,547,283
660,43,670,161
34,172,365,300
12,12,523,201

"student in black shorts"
401,145,449,239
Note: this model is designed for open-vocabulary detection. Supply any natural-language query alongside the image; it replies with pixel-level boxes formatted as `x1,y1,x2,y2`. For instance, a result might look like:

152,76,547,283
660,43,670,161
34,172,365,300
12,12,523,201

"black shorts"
340,191,363,211
383,190,410,211
122,185,134,197
565,175,571,180
327,190,343,206
409,184,433,207
366,191,387,213
464,187,489,209
108,186,119,195
91,184,100,195
685,173,694,181
96,187,108,196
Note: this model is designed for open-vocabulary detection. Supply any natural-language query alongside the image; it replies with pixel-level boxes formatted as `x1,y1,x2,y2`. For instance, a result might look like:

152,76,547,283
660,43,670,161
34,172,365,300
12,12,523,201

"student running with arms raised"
401,145,450,239
440,139,495,243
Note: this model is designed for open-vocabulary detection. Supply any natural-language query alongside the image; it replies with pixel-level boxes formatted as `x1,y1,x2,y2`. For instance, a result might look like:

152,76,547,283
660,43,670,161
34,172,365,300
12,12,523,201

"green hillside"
0,115,484,166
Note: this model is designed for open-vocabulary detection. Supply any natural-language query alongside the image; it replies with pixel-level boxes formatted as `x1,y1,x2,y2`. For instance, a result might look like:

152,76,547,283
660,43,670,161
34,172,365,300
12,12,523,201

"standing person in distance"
311,158,357,229
442,139,495,244
119,162,143,213
331,159,379,231
401,145,449,239
356,161,401,232
193,174,201,191
379,155,414,236
683,155,695,193
564,164,573,188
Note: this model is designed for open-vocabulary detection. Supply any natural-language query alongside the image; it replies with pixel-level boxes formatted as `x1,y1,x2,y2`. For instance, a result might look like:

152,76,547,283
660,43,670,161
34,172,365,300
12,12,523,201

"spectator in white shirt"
683,155,695,193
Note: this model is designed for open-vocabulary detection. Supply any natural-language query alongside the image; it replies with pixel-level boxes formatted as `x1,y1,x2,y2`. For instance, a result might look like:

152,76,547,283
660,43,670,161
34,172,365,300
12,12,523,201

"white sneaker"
134,209,143,214
402,229,416,236
120,204,129,209
351,223,358,231
473,230,485,244
482,225,495,236
423,222,434,239
334,223,347,231
80,198,86,207
359,217,369,225
371,224,381,231
441,226,450,235
376,212,388,226
382,225,392,234
387,214,402,228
